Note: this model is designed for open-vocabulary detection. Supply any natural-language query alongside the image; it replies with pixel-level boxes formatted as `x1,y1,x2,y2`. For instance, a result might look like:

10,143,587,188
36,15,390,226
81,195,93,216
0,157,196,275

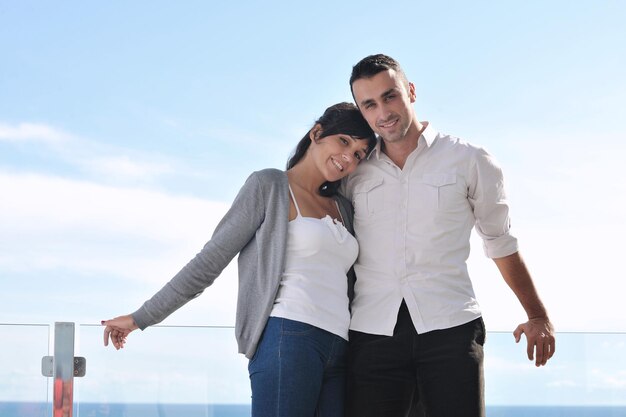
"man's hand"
492,252,556,367
513,317,555,366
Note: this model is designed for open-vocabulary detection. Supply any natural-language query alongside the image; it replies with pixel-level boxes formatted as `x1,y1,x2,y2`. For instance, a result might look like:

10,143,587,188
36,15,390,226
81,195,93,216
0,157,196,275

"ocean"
2,403,626,417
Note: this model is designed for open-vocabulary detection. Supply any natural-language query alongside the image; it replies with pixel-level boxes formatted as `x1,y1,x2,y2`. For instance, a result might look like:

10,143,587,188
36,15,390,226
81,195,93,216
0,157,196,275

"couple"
103,54,556,417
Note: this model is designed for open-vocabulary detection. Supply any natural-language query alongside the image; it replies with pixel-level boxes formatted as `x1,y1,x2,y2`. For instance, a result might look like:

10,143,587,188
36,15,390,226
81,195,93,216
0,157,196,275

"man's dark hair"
286,102,377,196
349,54,408,96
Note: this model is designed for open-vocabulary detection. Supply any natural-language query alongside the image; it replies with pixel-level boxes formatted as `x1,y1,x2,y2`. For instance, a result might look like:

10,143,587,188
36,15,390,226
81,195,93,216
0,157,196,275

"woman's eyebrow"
347,136,369,155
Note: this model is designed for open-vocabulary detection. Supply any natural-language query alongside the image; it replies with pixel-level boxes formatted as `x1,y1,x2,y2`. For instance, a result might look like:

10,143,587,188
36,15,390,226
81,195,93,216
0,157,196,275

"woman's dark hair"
286,102,377,196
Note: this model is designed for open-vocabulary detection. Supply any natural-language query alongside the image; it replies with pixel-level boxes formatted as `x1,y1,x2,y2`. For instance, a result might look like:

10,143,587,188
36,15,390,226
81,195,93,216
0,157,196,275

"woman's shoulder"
243,169,288,195
250,168,287,181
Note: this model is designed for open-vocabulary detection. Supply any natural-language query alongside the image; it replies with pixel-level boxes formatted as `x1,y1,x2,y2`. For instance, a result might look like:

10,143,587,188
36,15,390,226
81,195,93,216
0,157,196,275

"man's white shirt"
342,123,519,336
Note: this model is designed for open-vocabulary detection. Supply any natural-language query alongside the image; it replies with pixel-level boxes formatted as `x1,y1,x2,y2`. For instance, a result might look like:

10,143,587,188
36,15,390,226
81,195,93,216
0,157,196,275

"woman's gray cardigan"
132,168,356,359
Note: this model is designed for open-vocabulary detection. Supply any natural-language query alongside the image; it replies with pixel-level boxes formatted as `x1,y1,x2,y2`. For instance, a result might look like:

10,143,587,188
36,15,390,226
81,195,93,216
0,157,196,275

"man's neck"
382,121,427,169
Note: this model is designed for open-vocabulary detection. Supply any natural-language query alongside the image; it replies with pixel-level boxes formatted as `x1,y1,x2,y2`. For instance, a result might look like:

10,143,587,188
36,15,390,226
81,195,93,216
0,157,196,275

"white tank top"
270,185,358,340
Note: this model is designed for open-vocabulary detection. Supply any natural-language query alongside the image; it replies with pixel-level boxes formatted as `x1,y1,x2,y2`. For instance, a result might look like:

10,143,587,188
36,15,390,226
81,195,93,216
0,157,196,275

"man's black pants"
346,301,486,417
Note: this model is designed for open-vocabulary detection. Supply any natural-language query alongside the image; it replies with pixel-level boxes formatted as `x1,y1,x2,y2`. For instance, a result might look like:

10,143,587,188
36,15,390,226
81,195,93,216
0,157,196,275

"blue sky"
1,0,626,405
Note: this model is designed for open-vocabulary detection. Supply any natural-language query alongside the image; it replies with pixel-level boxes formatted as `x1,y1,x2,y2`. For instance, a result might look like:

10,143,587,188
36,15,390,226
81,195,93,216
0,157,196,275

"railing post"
41,322,86,417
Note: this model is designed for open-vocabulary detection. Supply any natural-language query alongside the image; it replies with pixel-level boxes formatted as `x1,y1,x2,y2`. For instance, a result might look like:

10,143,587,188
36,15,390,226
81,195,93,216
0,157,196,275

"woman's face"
310,132,370,182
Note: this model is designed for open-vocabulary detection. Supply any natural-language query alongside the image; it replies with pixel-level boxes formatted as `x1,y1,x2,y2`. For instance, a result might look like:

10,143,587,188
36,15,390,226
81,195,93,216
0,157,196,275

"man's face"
351,69,416,144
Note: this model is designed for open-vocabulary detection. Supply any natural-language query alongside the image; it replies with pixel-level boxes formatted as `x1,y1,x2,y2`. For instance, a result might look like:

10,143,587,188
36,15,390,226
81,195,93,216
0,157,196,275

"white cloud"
601,340,626,349
589,368,626,390
198,125,294,157
546,379,580,388
0,120,193,185
0,170,240,326
0,171,230,277
56,138,184,185
0,122,72,143
80,155,175,181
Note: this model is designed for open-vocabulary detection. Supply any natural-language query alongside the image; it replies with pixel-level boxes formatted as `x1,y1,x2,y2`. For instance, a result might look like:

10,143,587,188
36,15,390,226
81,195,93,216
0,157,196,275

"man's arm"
493,251,555,366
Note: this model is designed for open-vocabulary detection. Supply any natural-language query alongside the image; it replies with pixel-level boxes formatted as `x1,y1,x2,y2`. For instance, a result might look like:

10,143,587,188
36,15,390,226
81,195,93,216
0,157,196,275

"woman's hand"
102,315,139,350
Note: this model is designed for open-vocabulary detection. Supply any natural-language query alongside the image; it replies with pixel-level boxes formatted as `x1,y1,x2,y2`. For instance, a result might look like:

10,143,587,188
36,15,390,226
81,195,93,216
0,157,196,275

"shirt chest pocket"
352,177,386,217
420,173,458,210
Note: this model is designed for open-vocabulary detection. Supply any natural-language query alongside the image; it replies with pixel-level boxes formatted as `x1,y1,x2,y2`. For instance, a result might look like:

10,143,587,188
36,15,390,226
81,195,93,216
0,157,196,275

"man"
342,54,555,417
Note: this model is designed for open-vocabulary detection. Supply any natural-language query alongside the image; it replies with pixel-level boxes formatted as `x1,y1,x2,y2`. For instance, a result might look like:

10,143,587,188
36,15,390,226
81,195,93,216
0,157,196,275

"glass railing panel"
77,324,250,417
3,324,625,416
0,324,50,417
484,331,626,415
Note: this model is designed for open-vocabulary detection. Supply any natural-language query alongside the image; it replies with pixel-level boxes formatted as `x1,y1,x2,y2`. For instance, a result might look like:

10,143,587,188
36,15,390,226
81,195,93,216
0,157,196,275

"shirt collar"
368,121,435,161
368,137,384,160
420,122,437,148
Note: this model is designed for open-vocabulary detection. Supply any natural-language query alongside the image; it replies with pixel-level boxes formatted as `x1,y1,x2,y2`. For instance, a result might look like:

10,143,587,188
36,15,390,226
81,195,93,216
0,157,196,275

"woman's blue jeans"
248,317,348,417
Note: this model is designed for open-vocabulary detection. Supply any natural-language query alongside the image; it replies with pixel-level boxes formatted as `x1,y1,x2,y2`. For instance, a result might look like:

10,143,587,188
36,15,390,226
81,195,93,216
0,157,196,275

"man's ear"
309,124,323,142
408,82,417,103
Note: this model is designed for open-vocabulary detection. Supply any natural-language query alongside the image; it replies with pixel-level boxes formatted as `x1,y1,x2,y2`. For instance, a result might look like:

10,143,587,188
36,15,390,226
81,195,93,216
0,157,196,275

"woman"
102,102,377,417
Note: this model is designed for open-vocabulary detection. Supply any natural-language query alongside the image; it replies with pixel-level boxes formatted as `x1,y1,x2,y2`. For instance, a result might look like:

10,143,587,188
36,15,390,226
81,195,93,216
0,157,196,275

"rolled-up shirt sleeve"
468,147,519,259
